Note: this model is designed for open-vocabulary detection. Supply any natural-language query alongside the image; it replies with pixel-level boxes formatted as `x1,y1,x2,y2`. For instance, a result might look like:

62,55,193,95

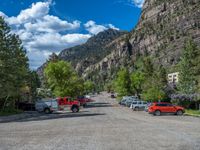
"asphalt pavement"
0,92,200,150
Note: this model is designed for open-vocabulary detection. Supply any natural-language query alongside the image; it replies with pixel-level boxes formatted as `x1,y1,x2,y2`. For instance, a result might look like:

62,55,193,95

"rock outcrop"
82,0,200,85
37,0,200,88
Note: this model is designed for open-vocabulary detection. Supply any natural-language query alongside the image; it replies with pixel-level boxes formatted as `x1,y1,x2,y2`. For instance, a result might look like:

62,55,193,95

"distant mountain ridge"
37,29,127,80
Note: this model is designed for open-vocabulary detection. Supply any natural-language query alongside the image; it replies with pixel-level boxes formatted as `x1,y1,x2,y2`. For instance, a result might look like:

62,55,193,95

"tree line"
0,17,40,112
44,60,95,98
0,16,95,113
113,38,200,108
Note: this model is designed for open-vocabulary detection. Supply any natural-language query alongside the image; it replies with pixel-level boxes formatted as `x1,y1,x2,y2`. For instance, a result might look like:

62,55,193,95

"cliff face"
83,0,200,85
37,0,200,87
130,0,200,66
58,29,127,75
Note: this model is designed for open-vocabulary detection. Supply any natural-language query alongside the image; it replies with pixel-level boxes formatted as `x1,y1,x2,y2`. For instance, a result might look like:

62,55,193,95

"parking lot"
0,92,200,150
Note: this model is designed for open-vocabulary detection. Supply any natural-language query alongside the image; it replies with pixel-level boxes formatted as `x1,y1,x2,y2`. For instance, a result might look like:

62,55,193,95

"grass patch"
0,108,23,116
185,109,200,117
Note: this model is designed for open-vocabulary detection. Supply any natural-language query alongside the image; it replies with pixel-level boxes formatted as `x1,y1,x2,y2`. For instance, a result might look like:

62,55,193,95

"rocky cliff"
37,0,200,88
82,0,200,85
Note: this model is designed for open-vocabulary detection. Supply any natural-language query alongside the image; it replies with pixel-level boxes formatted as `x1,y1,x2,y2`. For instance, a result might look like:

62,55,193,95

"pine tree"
0,17,29,109
178,39,199,94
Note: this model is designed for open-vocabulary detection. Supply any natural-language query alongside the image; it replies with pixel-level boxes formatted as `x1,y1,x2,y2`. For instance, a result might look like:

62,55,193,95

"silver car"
130,101,148,111
35,99,58,114
125,98,139,107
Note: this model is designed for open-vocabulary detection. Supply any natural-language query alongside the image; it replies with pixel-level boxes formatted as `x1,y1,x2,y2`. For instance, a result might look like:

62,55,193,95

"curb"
184,113,200,118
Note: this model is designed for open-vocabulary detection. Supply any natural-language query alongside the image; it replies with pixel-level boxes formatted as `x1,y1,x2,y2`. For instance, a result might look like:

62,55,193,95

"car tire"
134,107,139,111
176,110,183,116
154,110,161,116
71,106,79,113
44,108,51,114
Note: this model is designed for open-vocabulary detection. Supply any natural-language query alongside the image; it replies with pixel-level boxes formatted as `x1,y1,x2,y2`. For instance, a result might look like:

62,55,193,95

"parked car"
125,98,138,107
130,101,147,111
35,99,58,114
122,96,138,100
119,99,127,105
119,96,138,106
77,96,94,107
35,97,80,114
111,92,116,98
148,102,185,116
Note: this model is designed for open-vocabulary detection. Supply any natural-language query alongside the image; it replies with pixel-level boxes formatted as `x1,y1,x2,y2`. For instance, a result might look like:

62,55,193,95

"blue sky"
0,0,144,69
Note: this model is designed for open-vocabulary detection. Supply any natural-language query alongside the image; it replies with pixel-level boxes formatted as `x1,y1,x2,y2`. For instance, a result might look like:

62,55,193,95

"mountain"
59,29,127,74
36,29,127,81
37,0,200,88
81,0,200,86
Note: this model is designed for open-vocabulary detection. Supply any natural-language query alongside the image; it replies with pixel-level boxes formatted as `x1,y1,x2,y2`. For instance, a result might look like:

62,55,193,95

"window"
156,103,167,106
167,104,173,107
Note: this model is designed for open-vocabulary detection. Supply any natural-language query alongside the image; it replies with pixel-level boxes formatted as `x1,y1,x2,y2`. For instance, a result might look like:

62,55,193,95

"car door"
126,99,132,106
131,101,137,108
166,103,177,113
137,101,142,108
157,103,168,112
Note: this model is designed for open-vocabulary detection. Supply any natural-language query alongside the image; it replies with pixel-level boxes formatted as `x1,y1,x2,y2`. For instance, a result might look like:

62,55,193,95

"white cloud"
24,15,80,33
0,12,5,17
7,1,50,25
84,20,119,35
1,1,119,69
1,1,91,69
26,33,91,52
108,24,120,30
132,0,144,8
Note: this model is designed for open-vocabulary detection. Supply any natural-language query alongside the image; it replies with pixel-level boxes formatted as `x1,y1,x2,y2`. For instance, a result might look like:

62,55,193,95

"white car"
130,101,148,111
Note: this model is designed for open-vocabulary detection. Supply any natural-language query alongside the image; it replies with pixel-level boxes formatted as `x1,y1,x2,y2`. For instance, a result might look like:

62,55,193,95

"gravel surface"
0,92,200,150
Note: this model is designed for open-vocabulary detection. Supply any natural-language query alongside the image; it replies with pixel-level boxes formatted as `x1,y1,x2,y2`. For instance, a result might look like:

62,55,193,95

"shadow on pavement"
85,102,113,108
1,112,106,123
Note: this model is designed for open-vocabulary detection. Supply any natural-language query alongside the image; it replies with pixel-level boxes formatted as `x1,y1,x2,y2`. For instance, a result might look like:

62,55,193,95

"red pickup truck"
77,96,94,107
35,97,81,113
57,97,80,113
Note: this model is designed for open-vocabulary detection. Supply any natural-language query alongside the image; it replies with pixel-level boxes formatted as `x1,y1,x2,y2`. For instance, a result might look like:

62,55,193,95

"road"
0,93,200,150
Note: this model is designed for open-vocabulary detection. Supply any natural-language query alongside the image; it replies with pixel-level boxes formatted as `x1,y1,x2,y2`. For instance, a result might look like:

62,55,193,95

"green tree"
105,81,115,93
84,80,95,94
138,57,167,101
0,17,29,110
130,71,145,99
114,68,131,97
44,61,84,97
178,39,199,94
142,57,154,77
27,71,41,101
142,86,166,102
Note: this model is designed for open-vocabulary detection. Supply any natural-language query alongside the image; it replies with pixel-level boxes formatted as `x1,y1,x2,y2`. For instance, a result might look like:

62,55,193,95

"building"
168,72,179,84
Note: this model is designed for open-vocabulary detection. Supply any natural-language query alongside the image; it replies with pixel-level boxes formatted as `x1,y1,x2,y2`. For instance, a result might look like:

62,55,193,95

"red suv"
148,102,185,116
